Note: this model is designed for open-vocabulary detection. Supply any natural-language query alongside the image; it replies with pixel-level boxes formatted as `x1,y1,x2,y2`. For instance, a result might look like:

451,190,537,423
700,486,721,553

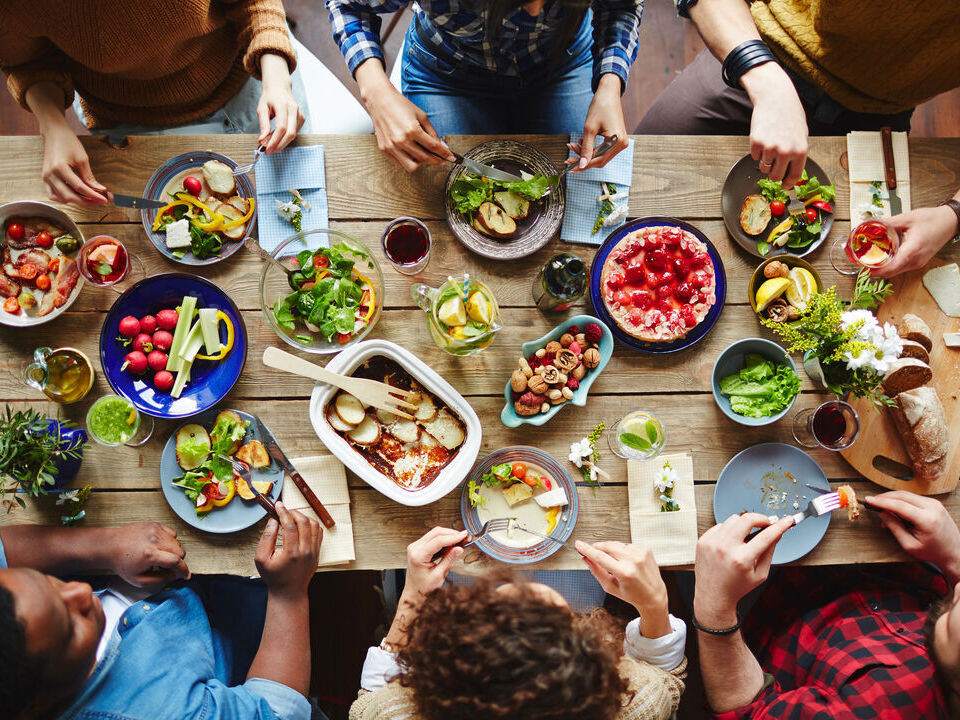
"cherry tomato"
337,332,352,344
18,263,38,281
3,296,20,314
805,207,818,223
6,222,24,241
35,231,53,248
183,176,203,197
313,254,330,270
511,462,527,480
35,274,51,291
202,480,220,500
49,258,60,273
300,281,315,291
769,200,786,216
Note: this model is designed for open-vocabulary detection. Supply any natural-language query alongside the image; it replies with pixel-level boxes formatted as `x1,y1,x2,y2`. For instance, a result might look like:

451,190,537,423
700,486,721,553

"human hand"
865,492,960,583
575,74,629,171
255,502,322,599
576,539,671,637
741,63,808,188
40,122,109,206
693,513,794,627
401,526,466,604
869,205,958,278
258,52,305,154
108,522,189,590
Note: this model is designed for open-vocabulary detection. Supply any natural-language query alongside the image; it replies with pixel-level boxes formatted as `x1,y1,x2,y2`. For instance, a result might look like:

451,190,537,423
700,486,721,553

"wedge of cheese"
944,332,960,348
922,264,960,317
164,218,191,249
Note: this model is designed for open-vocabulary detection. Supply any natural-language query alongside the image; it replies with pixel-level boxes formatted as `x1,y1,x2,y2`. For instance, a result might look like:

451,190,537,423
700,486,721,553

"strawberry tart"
600,225,717,343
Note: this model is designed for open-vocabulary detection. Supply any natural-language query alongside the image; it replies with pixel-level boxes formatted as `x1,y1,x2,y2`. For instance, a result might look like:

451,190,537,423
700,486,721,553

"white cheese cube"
534,487,568,508
164,218,191,249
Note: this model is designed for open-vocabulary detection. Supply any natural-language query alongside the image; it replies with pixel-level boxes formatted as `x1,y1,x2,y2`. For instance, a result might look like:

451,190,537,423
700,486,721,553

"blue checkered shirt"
327,0,643,92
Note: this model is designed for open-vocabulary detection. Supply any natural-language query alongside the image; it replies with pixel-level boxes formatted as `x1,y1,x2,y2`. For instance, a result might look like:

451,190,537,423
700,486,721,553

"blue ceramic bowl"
712,338,798,426
589,217,727,353
501,314,613,427
140,151,255,266
47,419,86,491
460,447,578,564
99,273,247,419
159,408,283,533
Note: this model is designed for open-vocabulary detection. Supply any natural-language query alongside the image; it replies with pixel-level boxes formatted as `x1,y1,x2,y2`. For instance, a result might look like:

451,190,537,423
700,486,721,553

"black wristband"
722,40,778,89
938,199,960,238
691,610,743,635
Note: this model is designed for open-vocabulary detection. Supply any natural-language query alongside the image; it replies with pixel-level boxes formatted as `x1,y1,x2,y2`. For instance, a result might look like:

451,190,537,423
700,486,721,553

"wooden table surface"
1,134,959,576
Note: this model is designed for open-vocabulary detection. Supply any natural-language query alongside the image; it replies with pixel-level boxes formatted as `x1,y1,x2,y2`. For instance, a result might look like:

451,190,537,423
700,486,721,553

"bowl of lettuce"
259,229,384,354
711,338,801,425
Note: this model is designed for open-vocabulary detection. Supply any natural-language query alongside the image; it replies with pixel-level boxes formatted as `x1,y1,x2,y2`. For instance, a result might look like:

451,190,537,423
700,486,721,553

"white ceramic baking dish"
309,339,481,506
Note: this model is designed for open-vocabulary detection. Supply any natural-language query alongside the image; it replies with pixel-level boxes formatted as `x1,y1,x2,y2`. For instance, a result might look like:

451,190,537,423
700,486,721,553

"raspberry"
584,323,603,344
544,352,555,362
528,354,541,369
566,377,580,390
567,325,581,335
567,341,581,355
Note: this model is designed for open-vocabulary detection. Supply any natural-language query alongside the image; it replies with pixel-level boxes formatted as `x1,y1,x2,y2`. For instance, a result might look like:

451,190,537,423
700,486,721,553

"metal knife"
111,193,167,210
253,416,336,529
427,148,523,183
880,127,903,215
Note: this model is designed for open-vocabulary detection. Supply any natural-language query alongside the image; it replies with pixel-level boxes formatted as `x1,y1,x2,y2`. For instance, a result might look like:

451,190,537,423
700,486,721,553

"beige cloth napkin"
627,452,698,566
281,455,355,567
846,131,912,218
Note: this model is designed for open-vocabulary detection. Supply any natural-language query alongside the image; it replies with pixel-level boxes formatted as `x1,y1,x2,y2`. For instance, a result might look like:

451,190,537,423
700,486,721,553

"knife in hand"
254,416,336,528
111,193,168,210
880,127,903,216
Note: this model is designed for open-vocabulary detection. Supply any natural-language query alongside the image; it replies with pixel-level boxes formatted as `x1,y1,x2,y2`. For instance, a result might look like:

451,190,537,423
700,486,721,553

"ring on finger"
759,160,773,170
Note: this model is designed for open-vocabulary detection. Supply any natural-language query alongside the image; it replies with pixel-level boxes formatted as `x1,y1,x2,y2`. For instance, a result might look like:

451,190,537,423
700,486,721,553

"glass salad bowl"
258,229,384,354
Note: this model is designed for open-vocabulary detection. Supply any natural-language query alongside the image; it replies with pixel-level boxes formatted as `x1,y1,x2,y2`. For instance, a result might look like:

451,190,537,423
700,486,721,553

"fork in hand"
429,518,513,563
217,453,280,521
232,145,265,177
776,491,842,527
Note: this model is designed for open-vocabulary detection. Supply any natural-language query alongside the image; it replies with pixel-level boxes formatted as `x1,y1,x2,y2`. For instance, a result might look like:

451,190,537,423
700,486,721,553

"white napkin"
627,453,698,566
847,131,912,220
281,455,354,567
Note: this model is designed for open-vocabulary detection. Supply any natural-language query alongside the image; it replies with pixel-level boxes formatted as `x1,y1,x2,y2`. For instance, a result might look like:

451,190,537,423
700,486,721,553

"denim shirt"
0,538,310,720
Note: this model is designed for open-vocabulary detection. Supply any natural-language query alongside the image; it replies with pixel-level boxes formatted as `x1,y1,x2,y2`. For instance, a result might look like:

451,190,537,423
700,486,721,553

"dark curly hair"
397,577,628,720
0,582,43,719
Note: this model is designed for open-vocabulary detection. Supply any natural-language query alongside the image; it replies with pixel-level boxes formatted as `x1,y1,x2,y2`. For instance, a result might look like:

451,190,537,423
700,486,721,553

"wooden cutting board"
840,260,960,495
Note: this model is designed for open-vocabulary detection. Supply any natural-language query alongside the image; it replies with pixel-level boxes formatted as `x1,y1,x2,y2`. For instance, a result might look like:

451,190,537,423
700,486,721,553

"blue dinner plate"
159,408,283,533
589,216,726,353
99,273,247,419
713,442,831,564
460,447,578,565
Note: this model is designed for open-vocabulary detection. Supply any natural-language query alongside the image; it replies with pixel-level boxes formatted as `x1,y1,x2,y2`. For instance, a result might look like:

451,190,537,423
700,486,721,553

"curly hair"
0,582,43,719
397,577,628,720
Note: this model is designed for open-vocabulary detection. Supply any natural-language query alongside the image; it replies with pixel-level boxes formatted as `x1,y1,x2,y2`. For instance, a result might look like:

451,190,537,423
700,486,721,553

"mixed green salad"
449,173,556,215
173,413,249,517
719,353,801,418
272,241,377,345
467,461,552,508
756,170,836,256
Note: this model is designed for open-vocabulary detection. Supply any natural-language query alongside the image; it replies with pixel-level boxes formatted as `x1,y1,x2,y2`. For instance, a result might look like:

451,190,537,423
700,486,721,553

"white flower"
568,439,592,467
56,489,79,505
654,464,679,493
603,204,628,226
843,346,872,371
858,203,883,220
275,199,299,220
840,309,878,339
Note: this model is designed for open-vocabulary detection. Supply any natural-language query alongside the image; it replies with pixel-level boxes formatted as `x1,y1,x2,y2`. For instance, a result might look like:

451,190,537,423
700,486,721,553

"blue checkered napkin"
255,145,330,254
560,135,634,246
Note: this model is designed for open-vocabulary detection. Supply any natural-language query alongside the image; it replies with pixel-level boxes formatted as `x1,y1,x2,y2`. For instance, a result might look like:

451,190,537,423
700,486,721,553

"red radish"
118,315,141,337
132,333,154,353
156,309,179,330
153,370,174,392
152,329,174,352
122,350,148,374
147,350,168,372
139,314,157,334
182,176,203,196
196,495,209,508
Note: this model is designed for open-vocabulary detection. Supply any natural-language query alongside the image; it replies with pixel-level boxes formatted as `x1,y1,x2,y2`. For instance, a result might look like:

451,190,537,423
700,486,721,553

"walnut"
519,357,533,378
541,366,562,385
515,400,540,416
787,305,801,320
583,347,601,368
554,348,579,372
572,363,586,380
575,333,586,346
559,333,575,347
545,340,562,355
510,369,528,392
527,374,548,394
765,298,791,323
763,260,790,279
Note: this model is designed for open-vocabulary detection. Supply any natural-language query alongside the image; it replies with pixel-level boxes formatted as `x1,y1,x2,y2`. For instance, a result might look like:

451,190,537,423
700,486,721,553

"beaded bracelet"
691,610,743,635
721,39,779,89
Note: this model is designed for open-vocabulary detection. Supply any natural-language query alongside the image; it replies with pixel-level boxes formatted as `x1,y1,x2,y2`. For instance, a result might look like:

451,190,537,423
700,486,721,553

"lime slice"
755,278,791,311
466,291,491,325
437,296,466,327
785,267,814,310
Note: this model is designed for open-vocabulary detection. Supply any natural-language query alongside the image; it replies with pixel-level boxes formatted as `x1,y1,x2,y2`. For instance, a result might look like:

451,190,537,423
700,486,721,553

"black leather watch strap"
939,199,960,239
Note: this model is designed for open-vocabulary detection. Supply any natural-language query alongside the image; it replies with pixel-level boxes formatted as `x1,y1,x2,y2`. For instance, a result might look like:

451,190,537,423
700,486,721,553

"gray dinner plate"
713,442,831,564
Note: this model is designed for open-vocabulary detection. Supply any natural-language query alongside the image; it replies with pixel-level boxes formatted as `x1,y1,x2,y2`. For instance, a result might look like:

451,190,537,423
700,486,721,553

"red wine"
812,405,846,447
384,223,429,265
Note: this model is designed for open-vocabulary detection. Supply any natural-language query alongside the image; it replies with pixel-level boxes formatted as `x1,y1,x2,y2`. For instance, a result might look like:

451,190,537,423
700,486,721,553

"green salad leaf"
211,415,247,456
757,178,789,203
273,293,296,332
719,353,801,418
189,224,223,260
504,175,554,200
467,479,485,508
449,172,556,215
481,463,513,488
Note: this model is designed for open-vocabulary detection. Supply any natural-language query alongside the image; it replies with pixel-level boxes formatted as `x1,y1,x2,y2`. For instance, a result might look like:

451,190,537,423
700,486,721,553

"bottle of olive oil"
24,347,95,403
532,253,588,312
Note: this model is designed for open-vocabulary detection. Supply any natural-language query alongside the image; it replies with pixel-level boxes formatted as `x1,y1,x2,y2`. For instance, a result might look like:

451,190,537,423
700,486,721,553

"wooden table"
1,134,959,576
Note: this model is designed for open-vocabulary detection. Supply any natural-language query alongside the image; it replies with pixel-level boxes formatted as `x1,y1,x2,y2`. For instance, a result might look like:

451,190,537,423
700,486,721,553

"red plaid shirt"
713,563,953,720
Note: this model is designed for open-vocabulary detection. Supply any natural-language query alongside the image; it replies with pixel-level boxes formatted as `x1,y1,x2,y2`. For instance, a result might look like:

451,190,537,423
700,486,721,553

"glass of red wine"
381,217,431,275
792,400,860,451
77,235,143,293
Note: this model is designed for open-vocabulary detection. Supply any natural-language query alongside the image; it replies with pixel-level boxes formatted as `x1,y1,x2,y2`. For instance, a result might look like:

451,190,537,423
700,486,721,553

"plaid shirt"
326,0,643,92
714,564,953,720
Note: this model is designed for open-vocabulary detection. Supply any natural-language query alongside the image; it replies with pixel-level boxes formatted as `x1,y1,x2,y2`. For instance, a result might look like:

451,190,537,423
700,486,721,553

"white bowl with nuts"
501,315,614,427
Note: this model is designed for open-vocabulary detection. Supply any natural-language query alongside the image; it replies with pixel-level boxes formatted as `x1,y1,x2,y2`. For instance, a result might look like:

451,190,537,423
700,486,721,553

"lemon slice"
755,278,791,311
438,296,466,327
466,291,491,325
859,244,889,267
785,267,815,310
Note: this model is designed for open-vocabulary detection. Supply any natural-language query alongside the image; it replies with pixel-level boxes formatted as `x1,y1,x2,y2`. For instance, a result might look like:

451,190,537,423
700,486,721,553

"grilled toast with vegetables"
475,202,516,238
493,190,530,220
739,194,771,235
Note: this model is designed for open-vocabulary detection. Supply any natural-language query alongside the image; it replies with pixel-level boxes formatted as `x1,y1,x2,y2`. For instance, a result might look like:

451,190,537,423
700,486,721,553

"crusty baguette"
882,357,932,397
889,386,949,483
493,190,530,220
898,339,930,364
739,194,772,235
475,201,516,238
202,160,237,196
899,313,933,352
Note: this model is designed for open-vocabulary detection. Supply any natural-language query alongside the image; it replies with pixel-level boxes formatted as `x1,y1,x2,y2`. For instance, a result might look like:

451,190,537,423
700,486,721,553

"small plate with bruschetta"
443,140,565,261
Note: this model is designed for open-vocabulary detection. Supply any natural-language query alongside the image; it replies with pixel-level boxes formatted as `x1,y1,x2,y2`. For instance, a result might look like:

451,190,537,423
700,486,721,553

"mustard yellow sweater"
752,0,960,114
0,0,295,129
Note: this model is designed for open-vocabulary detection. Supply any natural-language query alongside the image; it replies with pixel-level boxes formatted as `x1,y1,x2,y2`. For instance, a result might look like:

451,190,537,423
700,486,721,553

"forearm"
247,592,311,696
25,81,71,132
355,58,392,105
634,594,672,639
0,525,118,573
260,52,292,88
687,0,760,62
694,601,765,712
383,590,419,647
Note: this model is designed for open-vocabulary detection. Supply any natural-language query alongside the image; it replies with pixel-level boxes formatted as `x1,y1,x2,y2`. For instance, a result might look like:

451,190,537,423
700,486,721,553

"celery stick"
171,360,193,398
166,296,197,372
197,308,221,355
182,322,206,364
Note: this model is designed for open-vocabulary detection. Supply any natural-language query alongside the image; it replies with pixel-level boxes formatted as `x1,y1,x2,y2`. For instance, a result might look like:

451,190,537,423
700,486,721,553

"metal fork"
429,518,512,563
217,453,280,521
786,187,806,218
232,145,265,177
806,483,882,516
780,491,842,526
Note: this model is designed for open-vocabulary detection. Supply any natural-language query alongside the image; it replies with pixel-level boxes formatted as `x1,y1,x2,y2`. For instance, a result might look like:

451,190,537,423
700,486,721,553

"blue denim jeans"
401,13,595,137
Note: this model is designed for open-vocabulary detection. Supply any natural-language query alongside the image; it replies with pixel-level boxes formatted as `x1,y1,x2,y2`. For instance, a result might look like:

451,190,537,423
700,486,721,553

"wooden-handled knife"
880,126,903,216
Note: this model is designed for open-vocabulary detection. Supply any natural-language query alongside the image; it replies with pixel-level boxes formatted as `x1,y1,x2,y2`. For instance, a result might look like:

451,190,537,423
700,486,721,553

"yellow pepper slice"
545,506,561,534
196,311,236,361
767,217,794,247
194,212,223,232
151,200,192,231
354,271,377,322
221,198,256,230
802,193,822,206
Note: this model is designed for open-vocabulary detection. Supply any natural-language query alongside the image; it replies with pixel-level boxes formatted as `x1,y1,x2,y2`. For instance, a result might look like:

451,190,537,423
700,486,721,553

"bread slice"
475,202,516,238
899,313,933,352
493,190,530,220
202,160,236,196
215,202,246,240
890,386,949,483
898,339,930,364
739,194,772,235
882,358,932,397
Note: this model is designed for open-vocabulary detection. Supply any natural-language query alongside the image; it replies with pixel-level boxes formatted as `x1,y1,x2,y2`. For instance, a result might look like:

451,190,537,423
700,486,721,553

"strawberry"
674,282,694,303
584,323,603,343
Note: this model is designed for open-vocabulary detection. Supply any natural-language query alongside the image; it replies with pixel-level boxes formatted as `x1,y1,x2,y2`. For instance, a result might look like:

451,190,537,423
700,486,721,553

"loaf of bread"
889,386,949,483
882,357,932,397
899,313,933,352
898,339,930,364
